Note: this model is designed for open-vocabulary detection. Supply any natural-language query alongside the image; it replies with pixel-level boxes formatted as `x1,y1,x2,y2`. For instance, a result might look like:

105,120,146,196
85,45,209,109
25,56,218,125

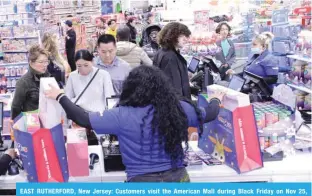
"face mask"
251,47,262,54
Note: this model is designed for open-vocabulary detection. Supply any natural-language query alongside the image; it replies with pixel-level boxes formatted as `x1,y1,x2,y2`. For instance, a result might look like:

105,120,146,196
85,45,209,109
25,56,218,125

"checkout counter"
0,141,311,190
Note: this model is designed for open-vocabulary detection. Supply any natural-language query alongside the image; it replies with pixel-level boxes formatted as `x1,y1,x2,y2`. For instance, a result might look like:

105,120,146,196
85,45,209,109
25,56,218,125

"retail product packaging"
13,111,69,182
198,85,263,174
257,84,297,158
66,128,89,177
188,127,198,141
303,64,311,82
39,77,63,129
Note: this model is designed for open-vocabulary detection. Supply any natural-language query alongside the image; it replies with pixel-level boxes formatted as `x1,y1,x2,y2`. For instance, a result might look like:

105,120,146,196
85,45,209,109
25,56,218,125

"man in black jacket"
65,20,76,71
126,18,137,44
0,149,15,175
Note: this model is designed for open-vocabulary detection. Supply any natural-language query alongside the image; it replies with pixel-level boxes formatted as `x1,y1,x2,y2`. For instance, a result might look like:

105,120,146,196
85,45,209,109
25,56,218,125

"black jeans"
127,167,190,182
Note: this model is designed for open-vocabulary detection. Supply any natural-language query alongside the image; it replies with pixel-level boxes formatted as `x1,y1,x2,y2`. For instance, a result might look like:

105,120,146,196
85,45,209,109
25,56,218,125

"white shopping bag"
39,77,63,129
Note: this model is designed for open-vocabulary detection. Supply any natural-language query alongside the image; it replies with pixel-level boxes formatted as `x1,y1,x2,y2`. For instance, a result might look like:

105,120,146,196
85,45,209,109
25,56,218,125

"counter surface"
0,142,311,189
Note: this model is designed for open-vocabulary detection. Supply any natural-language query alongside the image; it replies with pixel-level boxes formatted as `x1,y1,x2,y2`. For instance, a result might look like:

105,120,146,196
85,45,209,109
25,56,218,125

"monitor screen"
228,75,246,92
106,97,119,110
188,57,200,73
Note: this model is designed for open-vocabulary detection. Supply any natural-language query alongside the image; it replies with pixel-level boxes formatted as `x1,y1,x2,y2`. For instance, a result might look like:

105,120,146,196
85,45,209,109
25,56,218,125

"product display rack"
0,1,40,94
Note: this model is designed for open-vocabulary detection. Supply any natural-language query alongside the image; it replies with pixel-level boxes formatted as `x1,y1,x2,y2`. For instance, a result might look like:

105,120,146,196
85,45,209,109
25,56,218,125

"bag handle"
74,68,100,104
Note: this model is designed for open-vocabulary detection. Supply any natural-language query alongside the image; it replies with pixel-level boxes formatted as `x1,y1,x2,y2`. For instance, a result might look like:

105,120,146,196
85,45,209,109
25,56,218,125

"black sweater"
0,154,12,175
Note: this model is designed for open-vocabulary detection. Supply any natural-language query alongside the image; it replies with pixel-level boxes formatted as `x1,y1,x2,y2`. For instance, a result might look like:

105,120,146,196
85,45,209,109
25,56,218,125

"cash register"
100,97,125,172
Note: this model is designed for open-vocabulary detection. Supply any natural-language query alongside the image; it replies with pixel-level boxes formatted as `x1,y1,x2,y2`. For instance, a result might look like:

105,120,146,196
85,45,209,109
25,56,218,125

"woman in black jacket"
153,22,192,99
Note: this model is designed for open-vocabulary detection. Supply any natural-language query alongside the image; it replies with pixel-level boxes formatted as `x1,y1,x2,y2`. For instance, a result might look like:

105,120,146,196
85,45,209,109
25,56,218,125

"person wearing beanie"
65,20,77,71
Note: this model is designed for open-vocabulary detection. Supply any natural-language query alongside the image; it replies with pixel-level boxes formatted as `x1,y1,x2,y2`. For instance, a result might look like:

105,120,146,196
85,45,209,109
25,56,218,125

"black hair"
97,34,116,46
74,49,94,62
108,19,117,26
127,18,134,24
99,17,106,24
118,66,203,166
215,22,232,35
117,25,130,41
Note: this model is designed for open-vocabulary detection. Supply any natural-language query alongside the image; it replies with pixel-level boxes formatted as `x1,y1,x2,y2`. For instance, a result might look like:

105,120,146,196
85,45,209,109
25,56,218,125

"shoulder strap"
74,68,100,104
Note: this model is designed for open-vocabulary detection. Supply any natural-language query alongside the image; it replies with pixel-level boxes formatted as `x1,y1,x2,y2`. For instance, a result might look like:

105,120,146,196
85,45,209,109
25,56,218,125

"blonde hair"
253,32,274,49
41,32,69,72
28,44,49,63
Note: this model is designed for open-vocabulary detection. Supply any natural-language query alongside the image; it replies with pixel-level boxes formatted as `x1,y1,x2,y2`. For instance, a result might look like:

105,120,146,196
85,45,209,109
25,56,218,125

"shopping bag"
39,77,63,129
198,85,263,173
13,114,69,182
66,128,89,177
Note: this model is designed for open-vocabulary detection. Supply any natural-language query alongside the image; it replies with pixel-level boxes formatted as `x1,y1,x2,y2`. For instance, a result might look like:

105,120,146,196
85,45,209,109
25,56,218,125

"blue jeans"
127,167,190,182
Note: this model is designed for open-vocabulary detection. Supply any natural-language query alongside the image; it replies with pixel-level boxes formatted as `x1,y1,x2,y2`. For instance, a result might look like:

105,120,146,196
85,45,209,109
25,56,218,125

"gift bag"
13,112,69,182
198,85,263,173
66,128,89,177
39,77,63,129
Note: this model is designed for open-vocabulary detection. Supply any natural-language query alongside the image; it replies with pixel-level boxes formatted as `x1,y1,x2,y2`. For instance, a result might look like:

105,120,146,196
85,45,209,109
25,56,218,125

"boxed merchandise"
198,85,262,174
13,25,37,37
67,128,89,177
13,111,69,182
3,53,27,63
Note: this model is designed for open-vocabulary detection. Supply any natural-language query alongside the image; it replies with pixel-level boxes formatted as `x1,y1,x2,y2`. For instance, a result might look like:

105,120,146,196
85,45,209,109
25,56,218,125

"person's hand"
44,84,63,100
210,91,226,102
225,69,234,75
222,64,229,68
5,149,16,159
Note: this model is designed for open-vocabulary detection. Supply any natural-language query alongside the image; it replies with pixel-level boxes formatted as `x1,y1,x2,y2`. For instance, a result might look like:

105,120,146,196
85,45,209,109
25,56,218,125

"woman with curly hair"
45,65,223,182
153,22,192,99
42,32,71,87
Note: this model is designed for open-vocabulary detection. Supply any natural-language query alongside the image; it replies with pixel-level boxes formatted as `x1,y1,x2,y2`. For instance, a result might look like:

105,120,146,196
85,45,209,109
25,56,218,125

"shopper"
139,13,153,47
215,22,236,81
66,49,114,145
96,17,107,38
65,20,77,71
45,65,224,182
226,32,278,85
94,34,131,95
66,49,114,115
153,22,192,99
42,32,71,87
142,24,161,61
126,18,137,44
105,19,118,39
116,25,152,68
11,45,50,120
0,149,16,175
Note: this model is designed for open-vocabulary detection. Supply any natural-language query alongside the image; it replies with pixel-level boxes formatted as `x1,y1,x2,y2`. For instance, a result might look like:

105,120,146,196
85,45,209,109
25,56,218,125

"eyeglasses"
35,60,49,65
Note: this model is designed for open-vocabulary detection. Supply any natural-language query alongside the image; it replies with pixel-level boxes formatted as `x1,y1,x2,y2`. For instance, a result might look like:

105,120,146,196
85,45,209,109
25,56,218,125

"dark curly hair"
157,22,191,50
118,66,203,165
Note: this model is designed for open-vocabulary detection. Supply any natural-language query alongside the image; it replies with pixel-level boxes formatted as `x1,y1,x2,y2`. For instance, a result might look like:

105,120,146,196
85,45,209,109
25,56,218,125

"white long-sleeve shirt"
65,67,115,113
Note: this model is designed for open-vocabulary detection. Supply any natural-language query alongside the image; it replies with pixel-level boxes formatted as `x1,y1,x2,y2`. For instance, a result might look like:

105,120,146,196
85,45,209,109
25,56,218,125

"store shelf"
287,55,312,63
3,50,28,53
287,83,312,94
0,62,28,66
1,36,38,39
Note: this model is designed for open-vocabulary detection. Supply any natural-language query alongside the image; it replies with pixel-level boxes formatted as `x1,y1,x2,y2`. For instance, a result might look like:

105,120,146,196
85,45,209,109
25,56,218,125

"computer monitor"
228,75,246,92
0,102,7,151
244,71,272,97
187,57,200,74
201,57,220,73
106,97,119,110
